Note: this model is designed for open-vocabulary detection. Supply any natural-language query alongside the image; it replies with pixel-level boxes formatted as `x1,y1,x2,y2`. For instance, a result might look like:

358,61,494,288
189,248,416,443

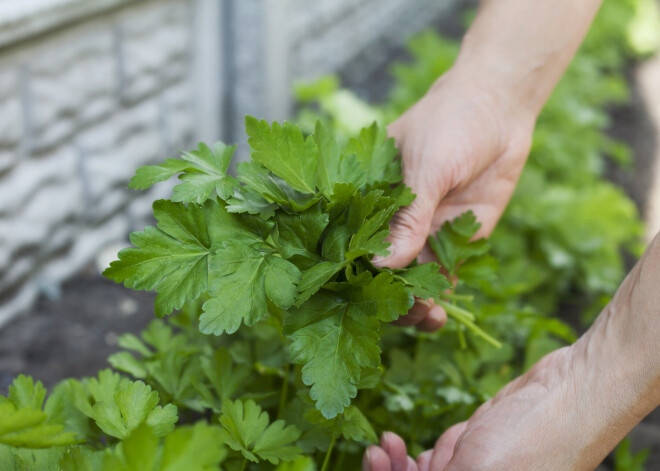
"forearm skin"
570,234,660,468
449,0,603,119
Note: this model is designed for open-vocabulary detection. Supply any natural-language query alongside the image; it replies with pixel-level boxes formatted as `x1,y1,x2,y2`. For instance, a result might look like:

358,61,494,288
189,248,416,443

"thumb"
373,195,435,268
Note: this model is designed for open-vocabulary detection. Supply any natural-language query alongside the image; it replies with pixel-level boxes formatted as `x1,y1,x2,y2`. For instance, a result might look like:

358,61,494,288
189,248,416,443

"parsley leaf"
246,116,318,194
429,210,498,286
0,376,78,449
390,263,452,300
104,199,266,317
103,200,212,317
73,370,177,439
101,423,227,471
129,142,238,203
314,121,365,192
200,241,301,335
275,203,329,265
236,161,320,211
219,399,301,464
285,273,412,418
347,122,401,184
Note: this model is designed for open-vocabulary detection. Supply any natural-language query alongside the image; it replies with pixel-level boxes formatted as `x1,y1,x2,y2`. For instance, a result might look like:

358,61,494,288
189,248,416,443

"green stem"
277,362,290,420
436,299,475,322
436,299,502,349
457,324,467,349
441,292,474,303
239,458,248,471
331,448,347,471
321,434,337,471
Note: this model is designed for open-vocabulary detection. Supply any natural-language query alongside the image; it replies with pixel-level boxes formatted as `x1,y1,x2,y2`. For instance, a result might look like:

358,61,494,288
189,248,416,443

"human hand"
364,234,660,470
363,347,606,471
376,67,535,331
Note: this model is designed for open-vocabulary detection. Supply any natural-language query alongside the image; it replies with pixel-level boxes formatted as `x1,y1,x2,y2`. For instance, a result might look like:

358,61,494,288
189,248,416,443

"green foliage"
106,116,496,421
614,437,650,471
219,399,301,464
0,376,79,449
129,142,238,203
2,2,657,469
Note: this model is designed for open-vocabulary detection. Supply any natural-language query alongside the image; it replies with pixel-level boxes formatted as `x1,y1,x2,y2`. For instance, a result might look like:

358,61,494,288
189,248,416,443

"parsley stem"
436,300,501,349
277,362,290,420
435,299,475,322
239,458,248,471
321,434,337,471
441,293,474,303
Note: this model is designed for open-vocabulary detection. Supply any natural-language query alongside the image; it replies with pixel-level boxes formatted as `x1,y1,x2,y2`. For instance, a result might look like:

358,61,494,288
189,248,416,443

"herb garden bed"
1,1,660,470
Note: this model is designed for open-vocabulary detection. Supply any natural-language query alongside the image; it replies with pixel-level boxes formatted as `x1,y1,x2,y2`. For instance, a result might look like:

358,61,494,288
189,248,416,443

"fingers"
380,432,409,471
416,303,447,332
392,299,447,332
416,450,433,471
363,445,391,471
428,422,469,470
373,197,437,269
405,456,418,471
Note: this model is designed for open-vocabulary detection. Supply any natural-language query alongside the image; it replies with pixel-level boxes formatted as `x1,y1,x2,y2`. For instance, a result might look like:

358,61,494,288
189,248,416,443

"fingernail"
416,298,432,308
380,431,391,451
372,246,395,267
362,448,371,471
371,255,388,266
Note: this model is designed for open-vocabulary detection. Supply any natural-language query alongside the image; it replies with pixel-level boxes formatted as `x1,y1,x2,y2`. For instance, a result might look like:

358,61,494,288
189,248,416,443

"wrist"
438,61,539,132
568,237,660,461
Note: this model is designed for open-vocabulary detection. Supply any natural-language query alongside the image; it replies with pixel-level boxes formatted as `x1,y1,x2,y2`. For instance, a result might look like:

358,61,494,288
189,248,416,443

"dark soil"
0,265,154,393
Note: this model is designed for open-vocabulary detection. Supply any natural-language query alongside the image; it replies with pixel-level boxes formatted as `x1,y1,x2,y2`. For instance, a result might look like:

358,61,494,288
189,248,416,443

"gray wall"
0,0,455,326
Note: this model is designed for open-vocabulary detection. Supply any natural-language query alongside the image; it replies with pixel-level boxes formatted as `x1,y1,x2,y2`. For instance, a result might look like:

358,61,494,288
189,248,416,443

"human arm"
365,233,660,471
379,0,603,330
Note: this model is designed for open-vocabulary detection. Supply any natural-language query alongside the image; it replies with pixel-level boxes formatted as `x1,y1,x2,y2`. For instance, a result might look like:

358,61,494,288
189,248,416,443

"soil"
0,266,155,392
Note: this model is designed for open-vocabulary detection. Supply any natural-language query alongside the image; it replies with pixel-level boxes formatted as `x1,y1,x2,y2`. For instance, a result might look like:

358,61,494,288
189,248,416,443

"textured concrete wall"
0,0,198,325
0,0,456,326
227,0,456,142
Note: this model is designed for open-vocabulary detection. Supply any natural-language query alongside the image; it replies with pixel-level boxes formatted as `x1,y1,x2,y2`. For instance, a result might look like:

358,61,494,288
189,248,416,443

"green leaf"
128,158,191,190
201,241,301,335
295,261,346,306
428,211,490,277
45,380,96,442
129,142,238,203
285,273,412,418
314,121,366,192
345,205,396,260
246,116,318,194
276,455,317,471
336,406,377,443
303,405,376,443
197,348,252,411
321,225,351,263
104,199,264,317
0,445,68,471
102,424,159,471
237,161,320,211
60,447,104,471
0,403,78,448
8,375,47,411
219,399,301,464
74,371,177,440
103,200,211,317
391,263,451,301
275,202,329,264
226,188,277,219
346,122,401,184
0,376,79,449
159,423,228,471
